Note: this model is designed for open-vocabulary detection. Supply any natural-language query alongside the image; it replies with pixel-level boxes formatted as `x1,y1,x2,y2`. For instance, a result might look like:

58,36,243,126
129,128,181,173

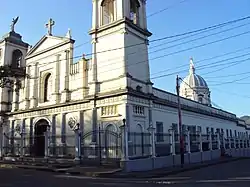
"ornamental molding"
97,95,126,105
128,95,149,105
12,102,90,119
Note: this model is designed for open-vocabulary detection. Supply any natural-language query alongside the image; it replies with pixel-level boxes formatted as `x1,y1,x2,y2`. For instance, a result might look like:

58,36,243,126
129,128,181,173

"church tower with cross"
88,0,152,95
0,17,29,114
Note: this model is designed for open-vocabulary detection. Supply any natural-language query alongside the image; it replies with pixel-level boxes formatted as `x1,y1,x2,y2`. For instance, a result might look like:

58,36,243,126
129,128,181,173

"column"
222,132,226,149
208,131,212,151
44,126,50,159
120,120,128,161
10,120,15,155
61,50,70,102
29,118,34,156
0,122,3,158
53,55,60,103
123,0,130,18
147,126,156,158
233,136,236,148
21,119,26,156
199,131,203,152
60,113,66,156
125,104,131,132
64,50,70,90
91,106,97,143
142,0,147,29
217,132,221,149
91,0,98,29
88,37,98,96
92,41,97,83
51,114,56,156
79,111,84,132
169,129,175,155
186,131,191,154
11,80,19,111
30,63,38,108
228,136,231,149
74,127,81,162
24,66,30,109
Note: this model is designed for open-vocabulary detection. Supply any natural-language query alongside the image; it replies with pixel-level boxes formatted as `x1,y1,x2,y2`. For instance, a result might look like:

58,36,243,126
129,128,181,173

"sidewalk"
0,157,246,179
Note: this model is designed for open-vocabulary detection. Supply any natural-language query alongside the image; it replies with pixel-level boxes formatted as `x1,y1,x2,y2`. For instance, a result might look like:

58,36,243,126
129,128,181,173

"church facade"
0,0,250,158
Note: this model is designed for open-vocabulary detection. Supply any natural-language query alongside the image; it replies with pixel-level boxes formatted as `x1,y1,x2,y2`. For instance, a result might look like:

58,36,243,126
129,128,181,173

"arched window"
101,0,115,25
12,49,23,68
130,0,140,25
44,73,52,102
198,96,203,103
106,124,116,132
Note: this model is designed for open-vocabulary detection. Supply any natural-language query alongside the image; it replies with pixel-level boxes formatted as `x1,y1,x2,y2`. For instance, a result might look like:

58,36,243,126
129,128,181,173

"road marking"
229,177,250,180
54,175,153,184
196,179,250,183
54,175,97,180
150,176,191,180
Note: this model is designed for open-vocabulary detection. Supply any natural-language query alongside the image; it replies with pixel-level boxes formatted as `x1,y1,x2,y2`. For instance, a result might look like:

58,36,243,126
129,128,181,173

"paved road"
0,159,250,187
146,158,250,186
0,167,153,187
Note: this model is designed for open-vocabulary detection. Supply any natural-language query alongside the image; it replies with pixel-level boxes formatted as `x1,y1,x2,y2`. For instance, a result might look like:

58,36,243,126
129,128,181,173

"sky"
1,0,250,117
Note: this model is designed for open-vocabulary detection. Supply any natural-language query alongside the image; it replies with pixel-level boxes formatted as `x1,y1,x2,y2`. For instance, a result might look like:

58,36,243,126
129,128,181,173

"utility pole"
176,75,185,168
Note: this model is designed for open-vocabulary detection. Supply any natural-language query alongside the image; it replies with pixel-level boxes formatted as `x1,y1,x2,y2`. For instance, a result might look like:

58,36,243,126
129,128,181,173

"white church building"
0,0,249,160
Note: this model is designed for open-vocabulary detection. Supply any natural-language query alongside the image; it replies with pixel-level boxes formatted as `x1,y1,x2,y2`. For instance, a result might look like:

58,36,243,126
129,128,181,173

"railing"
1,128,250,162
70,62,79,75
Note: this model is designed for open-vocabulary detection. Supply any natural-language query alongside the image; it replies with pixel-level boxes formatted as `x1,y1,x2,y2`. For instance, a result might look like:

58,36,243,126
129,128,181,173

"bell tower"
0,17,29,113
89,0,152,95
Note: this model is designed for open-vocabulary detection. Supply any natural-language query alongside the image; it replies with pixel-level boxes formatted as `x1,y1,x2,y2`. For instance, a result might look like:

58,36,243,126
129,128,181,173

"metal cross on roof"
45,18,55,36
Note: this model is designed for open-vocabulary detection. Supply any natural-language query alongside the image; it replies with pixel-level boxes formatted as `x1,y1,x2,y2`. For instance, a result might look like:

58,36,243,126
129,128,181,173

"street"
0,159,250,186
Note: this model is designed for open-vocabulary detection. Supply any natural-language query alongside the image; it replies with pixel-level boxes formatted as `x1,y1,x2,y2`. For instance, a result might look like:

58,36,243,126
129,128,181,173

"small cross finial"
45,18,55,36
189,57,195,74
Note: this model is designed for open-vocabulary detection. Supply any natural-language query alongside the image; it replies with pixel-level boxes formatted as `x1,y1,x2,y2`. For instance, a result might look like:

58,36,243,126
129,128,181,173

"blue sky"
1,0,250,117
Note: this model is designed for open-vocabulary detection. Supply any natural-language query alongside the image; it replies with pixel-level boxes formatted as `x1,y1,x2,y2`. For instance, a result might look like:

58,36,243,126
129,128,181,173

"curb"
4,157,247,178
94,157,247,178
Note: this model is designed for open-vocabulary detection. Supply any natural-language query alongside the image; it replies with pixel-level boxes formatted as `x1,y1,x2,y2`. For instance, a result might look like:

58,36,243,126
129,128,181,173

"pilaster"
24,65,31,109
61,50,70,103
30,63,38,108
52,54,61,103
11,79,20,112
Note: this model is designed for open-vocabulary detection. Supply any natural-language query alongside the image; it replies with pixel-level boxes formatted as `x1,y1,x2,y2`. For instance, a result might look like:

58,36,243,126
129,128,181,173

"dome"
180,57,211,106
182,73,208,88
180,58,208,89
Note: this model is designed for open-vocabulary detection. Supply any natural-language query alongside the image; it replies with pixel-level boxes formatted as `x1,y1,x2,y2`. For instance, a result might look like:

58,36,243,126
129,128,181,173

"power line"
23,15,250,71
147,0,191,18
149,30,250,62
179,77,223,109
205,71,250,79
27,25,250,81
201,57,250,76
151,46,250,76
83,15,250,57
213,88,250,99
209,75,250,86
151,56,250,80
149,22,250,55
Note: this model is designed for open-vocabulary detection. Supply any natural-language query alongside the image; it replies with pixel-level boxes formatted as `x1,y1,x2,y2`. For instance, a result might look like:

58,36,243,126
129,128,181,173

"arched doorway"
34,119,49,157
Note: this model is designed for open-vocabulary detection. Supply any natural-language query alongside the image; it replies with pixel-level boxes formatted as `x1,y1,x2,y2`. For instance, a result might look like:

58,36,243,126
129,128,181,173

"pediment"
26,35,74,58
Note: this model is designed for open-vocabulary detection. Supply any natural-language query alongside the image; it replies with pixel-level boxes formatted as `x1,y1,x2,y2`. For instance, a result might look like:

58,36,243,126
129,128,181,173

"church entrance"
34,119,49,157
